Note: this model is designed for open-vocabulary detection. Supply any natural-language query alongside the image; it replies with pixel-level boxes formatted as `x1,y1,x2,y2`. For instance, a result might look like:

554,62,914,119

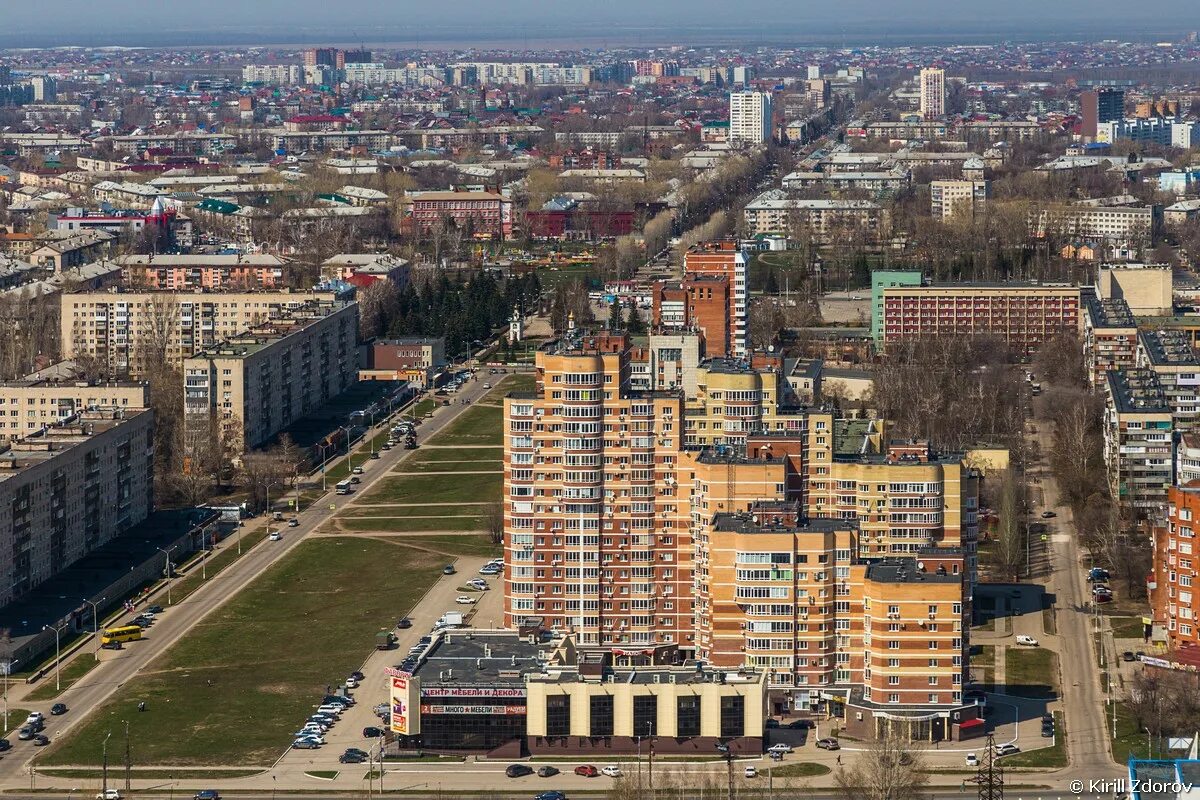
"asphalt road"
3,374,505,787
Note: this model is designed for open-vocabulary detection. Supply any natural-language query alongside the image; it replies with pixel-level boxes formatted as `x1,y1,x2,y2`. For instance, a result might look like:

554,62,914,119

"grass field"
38,768,263,780
358,472,502,505
41,538,444,767
1004,648,1060,699
338,517,486,533
399,459,501,474
401,446,502,466
26,655,101,701
970,645,995,688
335,504,486,519
770,762,832,777
1108,616,1145,639
401,534,501,558
1112,702,1153,763
435,404,503,446
1002,711,1066,768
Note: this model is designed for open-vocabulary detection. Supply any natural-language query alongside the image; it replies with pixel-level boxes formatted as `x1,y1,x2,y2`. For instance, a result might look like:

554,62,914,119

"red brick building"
652,274,731,356
1151,486,1200,653
524,209,634,240
682,241,748,356
408,191,512,240
880,282,1081,358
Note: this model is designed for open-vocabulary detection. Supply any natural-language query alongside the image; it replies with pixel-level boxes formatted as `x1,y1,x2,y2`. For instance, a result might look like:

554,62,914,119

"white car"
467,580,489,590
269,531,282,541
344,678,359,689
455,595,476,605
26,712,44,726
965,753,979,767
994,743,1020,756
316,705,344,717
96,791,122,800
767,743,793,754
744,766,758,778
1015,634,1039,647
295,734,325,745
601,765,623,777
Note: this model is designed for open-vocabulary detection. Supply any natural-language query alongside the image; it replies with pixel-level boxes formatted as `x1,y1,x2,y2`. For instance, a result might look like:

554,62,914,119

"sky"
3,0,1198,47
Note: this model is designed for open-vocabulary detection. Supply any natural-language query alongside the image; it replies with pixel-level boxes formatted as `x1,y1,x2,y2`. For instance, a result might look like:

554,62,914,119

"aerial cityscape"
1,2,1200,799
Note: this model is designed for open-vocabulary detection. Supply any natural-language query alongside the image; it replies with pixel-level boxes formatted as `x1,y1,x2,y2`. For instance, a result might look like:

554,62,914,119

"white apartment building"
919,68,946,119
931,180,989,220
729,91,773,145
242,65,303,85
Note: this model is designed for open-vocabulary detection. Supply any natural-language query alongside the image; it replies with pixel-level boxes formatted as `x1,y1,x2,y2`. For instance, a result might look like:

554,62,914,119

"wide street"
0,374,503,789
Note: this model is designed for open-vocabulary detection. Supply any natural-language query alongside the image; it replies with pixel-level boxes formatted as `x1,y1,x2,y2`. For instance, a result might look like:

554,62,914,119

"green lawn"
339,517,486,533
1108,616,1146,639
38,768,263,780
337,504,485,519
970,645,995,688
399,534,501,558
435,404,504,446
399,460,502,474
26,654,101,701
41,538,444,767
402,446,502,464
769,762,831,777
1112,702,1153,763
358,473,502,505
1004,648,1059,699
1002,711,1066,767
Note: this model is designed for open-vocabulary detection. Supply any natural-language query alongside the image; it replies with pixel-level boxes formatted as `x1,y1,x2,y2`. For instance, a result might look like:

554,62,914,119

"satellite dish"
917,561,926,571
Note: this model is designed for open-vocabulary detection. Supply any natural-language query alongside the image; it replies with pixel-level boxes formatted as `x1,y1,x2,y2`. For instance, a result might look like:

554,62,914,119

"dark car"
443,565,456,575
339,752,367,764
1040,511,1056,518
363,727,384,738
50,703,67,715
765,718,780,729
349,671,365,682
101,640,123,650
1041,726,1055,738
535,793,567,800
147,605,164,614
33,734,49,746
1041,713,1054,725
506,764,534,778
787,719,815,729
537,766,560,778
194,791,221,800
1122,651,1136,662
0,739,10,752
397,617,412,629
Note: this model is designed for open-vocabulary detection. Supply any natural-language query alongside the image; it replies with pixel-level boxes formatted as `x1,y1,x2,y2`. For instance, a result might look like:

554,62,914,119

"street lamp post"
341,425,355,474
155,546,176,605
2,657,18,733
41,623,64,692
101,731,112,795
716,742,734,800
83,597,107,659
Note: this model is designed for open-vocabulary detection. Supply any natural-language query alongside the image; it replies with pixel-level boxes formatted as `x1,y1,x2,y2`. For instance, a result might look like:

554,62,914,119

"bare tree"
483,501,505,545
834,732,928,800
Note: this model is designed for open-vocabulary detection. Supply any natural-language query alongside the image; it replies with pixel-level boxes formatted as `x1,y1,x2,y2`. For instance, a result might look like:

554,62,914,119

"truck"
375,630,396,650
435,611,465,629
335,480,353,495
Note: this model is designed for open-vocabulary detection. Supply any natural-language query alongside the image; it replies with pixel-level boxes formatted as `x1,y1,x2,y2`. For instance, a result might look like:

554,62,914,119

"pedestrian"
836,755,841,766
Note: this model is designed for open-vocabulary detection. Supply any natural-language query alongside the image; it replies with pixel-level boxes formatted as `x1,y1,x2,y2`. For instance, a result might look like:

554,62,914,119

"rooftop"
409,630,546,687
865,557,961,584
187,301,354,360
1085,295,1136,329
0,408,149,484
1139,329,1200,367
1107,368,1171,415
712,512,857,535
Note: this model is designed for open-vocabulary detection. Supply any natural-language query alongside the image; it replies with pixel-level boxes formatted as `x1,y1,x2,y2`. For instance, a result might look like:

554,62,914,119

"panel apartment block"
0,408,154,606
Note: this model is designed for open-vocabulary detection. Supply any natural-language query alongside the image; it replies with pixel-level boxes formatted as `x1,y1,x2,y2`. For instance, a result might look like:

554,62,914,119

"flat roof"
188,301,354,360
411,630,544,687
712,513,856,535
1085,295,1136,328
0,409,149,483
1107,368,1171,415
866,557,961,584
1139,329,1200,367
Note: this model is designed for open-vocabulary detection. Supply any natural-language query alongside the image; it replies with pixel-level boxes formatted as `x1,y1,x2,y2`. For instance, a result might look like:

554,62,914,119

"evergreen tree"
626,301,646,336
763,268,779,295
608,297,624,330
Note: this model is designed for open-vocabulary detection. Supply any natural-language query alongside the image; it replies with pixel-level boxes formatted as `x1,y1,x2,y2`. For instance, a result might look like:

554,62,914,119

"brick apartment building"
878,282,1081,358
652,275,731,357
682,242,748,357
116,254,292,290
1151,486,1200,654
408,191,513,239
1084,295,1138,388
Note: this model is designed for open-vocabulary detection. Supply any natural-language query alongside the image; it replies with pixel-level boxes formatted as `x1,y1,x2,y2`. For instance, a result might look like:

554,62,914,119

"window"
676,696,701,738
719,696,744,738
589,695,614,737
633,696,658,737
545,694,571,737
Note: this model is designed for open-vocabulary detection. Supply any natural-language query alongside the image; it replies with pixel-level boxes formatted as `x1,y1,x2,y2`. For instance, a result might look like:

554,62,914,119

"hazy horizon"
2,0,1198,49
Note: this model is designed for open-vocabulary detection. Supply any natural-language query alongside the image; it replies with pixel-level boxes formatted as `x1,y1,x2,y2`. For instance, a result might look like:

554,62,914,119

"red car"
574,765,599,777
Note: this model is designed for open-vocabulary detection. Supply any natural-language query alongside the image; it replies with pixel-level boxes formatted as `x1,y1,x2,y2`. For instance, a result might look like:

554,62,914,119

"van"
335,480,353,495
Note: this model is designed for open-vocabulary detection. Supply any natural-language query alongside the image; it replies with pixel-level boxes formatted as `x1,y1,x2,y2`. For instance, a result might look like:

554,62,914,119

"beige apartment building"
183,301,359,453
60,287,345,378
930,179,989,220
0,408,154,607
0,362,148,441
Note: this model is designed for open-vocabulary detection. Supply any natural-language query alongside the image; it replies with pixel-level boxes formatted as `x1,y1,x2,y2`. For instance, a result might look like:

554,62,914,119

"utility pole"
974,732,1003,800
124,719,131,792
101,732,112,796
648,721,655,800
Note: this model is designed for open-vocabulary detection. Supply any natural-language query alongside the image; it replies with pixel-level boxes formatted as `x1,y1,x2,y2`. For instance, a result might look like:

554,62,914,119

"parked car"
1095,593,1113,604
1040,511,1056,518
294,734,325,745
505,764,534,778
744,766,758,778
345,678,359,689
33,734,49,746
292,739,320,750
816,738,840,750
443,565,456,575
601,765,623,777
787,719,815,729
1088,568,1110,581
767,743,793,754
537,766,560,778
1015,635,1039,646
574,765,599,777
455,595,476,605
1041,713,1054,724
147,605,164,614
363,727,384,738
1122,651,1136,662
194,791,221,800
397,617,412,629
995,744,1020,757
534,793,567,800
966,753,979,767
96,791,122,800
339,752,367,764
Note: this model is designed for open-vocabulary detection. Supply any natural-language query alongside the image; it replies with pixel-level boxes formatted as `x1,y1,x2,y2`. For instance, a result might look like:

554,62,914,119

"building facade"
1103,369,1174,512
1149,486,1200,652
682,242,749,357
0,408,154,607
651,275,731,358
408,191,513,239
930,180,989,220
1083,296,1138,388
919,68,946,120
729,91,773,145
182,301,359,453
